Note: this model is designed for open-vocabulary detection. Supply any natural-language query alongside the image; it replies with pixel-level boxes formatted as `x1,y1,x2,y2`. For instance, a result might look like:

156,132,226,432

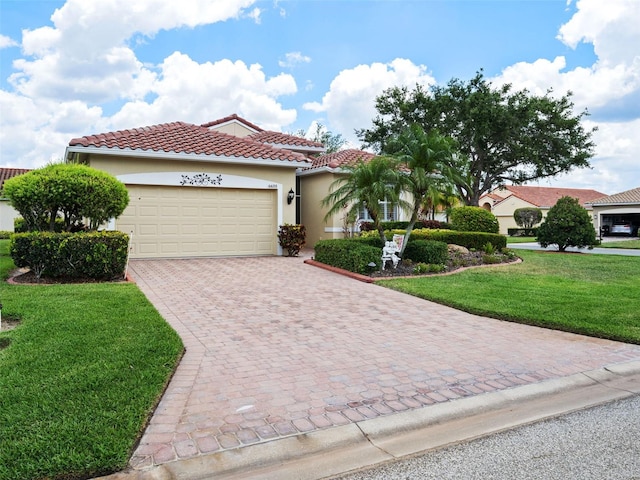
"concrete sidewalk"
99,253,640,479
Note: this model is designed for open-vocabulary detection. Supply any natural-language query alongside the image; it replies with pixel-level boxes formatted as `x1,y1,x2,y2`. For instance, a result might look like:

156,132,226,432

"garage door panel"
118,185,277,258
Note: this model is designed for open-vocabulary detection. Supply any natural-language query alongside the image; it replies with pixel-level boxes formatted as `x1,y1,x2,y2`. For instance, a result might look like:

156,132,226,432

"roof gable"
200,113,263,133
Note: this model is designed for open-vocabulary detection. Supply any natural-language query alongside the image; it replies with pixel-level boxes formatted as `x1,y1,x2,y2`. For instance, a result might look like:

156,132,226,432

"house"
64,114,330,258
0,168,31,231
586,187,640,236
479,185,607,235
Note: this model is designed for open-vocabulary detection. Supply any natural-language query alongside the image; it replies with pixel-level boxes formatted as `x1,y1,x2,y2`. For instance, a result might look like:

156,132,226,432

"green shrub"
389,228,507,251
413,262,446,274
0,231,12,239
450,206,499,234
14,216,65,233
508,227,538,237
3,163,129,232
277,224,306,256
352,236,384,248
403,239,448,265
314,239,381,274
513,207,543,230
537,196,597,251
9,231,129,280
482,254,502,264
483,242,496,255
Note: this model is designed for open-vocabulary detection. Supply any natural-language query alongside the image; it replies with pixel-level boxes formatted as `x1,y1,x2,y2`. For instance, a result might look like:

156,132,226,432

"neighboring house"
586,187,640,236
0,168,31,231
479,185,607,234
65,114,322,259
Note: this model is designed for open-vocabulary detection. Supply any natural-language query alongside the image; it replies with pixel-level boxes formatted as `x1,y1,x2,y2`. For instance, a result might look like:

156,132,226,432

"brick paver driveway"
127,253,640,468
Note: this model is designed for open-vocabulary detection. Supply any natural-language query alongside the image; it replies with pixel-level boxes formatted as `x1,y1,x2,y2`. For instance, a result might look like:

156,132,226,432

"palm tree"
322,155,409,245
385,124,457,255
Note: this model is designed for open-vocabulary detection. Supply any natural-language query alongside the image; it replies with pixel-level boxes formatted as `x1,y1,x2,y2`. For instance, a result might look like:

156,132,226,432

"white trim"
297,166,343,177
116,171,278,190
324,227,344,233
64,145,312,168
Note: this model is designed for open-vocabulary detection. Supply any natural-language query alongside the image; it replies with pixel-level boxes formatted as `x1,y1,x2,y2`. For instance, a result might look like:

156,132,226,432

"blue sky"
1,0,639,195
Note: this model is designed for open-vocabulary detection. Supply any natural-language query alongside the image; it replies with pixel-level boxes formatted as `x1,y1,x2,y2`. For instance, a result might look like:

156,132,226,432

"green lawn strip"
599,239,640,249
378,250,640,344
506,236,536,243
0,242,184,480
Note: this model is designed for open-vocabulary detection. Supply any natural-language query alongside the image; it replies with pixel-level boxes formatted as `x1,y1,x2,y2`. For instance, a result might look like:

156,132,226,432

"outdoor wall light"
287,188,295,205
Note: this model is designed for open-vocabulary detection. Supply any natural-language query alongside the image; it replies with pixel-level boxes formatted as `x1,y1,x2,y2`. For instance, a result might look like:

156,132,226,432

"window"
359,200,398,222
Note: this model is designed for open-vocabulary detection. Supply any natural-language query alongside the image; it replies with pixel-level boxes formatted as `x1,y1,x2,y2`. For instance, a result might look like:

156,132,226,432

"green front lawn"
506,236,537,243
379,249,640,344
599,239,640,249
0,240,184,480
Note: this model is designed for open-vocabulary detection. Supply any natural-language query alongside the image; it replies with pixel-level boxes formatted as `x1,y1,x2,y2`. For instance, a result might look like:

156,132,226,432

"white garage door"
117,185,277,258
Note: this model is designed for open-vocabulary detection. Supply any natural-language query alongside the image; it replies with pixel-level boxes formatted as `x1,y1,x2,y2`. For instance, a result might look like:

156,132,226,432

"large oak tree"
357,72,596,206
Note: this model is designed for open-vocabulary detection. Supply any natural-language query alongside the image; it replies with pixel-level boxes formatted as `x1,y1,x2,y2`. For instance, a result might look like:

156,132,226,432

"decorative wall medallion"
180,173,223,186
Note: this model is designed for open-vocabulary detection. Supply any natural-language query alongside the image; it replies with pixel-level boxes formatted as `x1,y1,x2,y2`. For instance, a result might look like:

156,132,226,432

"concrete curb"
96,359,640,480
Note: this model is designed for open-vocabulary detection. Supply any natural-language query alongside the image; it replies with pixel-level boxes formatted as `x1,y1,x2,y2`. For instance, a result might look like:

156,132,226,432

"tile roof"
248,131,324,150
0,168,31,190
308,149,376,170
500,185,608,208
587,187,640,205
68,121,310,164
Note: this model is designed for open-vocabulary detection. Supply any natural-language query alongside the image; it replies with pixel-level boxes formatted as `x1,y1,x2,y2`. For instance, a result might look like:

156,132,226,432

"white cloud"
0,34,18,49
13,0,257,103
304,58,436,145
108,52,297,131
279,52,311,69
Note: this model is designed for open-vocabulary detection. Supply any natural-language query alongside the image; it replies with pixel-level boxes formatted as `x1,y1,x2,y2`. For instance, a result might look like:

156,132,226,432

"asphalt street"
329,394,640,480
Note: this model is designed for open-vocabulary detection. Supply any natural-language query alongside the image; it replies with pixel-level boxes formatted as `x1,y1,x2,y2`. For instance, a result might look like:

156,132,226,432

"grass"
506,236,536,243
379,249,640,344
599,239,640,249
0,240,184,480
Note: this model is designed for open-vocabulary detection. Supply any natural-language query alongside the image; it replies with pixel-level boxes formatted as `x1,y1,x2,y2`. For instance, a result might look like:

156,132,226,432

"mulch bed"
370,250,519,278
8,269,127,285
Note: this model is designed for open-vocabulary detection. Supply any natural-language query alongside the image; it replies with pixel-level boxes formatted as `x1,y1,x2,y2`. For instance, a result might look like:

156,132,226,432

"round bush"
450,206,499,234
403,240,448,265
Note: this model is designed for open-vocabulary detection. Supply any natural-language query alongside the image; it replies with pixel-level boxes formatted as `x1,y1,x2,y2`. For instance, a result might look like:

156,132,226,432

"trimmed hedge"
508,228,538,237
450,206,499,234
389,228,507,251
360,220,452,232
402,240,448,265
314,239,381,274
10,231,130,280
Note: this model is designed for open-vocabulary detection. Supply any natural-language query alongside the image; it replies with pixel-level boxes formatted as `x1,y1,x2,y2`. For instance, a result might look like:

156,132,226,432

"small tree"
450,206,499,233
537,196,597,252
3,163,129,232
513,207,543,231
321,156,409,245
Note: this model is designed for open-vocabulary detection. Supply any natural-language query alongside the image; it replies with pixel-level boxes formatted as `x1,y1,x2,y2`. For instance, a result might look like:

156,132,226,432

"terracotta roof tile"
0,168,31,190
502,185,607,208
68,122,310,164
587,187,640,205
248,131,324,150
307,149,376,170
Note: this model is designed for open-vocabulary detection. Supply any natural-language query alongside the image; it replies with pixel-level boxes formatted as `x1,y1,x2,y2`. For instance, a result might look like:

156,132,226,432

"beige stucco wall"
299,172,344,247
0,200,19,231
87,154,298,225
207,122,255,138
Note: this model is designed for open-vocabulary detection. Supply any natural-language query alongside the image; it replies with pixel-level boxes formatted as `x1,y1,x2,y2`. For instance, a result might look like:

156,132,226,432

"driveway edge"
96,359,640,480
